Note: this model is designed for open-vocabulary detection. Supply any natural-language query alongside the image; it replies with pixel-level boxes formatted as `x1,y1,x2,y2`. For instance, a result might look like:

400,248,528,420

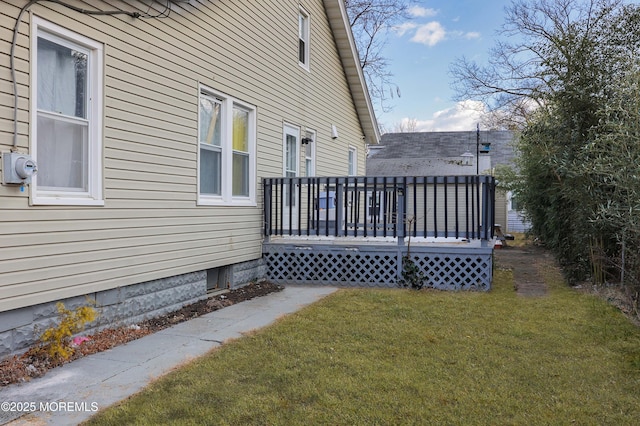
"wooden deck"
262,176,496,290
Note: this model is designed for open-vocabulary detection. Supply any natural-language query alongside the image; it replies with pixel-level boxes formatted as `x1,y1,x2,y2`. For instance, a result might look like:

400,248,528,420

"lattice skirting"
263,243,493,291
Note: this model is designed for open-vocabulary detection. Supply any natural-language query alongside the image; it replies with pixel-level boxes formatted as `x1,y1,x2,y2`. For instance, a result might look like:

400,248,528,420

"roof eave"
323,0,380,145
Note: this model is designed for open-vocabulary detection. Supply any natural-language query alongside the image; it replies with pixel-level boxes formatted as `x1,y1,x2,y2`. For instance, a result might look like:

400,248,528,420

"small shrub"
39,301,97,361
398,255,426,289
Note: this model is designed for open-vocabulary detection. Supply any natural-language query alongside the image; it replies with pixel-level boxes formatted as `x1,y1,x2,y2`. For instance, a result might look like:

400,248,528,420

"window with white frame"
198,87,256,205
348,146,357,176
31,17,103,205
298,7,310,69
304,130,315,176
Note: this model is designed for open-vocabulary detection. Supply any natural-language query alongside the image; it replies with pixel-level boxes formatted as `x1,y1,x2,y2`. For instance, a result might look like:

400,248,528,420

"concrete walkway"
0,286,338,426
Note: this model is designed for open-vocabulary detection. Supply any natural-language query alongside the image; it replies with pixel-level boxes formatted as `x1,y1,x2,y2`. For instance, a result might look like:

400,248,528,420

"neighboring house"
367,130,529,233
0,0,378,357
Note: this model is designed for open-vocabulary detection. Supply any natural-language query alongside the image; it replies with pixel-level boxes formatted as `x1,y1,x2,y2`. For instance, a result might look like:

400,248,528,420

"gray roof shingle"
366,130,517,176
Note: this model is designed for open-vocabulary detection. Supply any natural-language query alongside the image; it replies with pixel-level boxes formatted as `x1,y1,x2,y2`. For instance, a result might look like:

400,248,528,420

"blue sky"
376,1,514,132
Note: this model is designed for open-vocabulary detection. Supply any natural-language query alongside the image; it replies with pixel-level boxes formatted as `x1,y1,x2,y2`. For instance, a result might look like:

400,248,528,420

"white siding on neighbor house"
0,0,368,312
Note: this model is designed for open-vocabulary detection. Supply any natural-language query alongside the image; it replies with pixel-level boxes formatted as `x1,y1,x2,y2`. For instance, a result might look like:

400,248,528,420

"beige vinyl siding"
0,0,368,312
495,190,508,231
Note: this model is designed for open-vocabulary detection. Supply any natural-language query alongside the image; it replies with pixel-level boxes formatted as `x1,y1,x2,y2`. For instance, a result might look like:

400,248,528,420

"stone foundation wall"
231,258,267,288
0,257,272,360
0,271,207,359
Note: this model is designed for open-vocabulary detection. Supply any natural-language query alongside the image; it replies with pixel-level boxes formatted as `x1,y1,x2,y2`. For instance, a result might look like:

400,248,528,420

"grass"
86,264,640,425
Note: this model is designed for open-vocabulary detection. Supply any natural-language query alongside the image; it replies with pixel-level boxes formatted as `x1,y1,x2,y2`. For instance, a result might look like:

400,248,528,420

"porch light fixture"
301,130,314,145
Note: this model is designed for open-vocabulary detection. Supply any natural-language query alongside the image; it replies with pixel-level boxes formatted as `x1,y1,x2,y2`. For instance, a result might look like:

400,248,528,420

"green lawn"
86,265,640,425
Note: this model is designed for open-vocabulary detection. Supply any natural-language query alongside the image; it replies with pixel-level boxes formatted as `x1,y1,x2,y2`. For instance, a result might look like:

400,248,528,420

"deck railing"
263,175,496,243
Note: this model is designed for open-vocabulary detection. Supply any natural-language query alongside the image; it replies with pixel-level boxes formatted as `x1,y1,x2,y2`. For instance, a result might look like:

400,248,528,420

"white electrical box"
2,152,38,185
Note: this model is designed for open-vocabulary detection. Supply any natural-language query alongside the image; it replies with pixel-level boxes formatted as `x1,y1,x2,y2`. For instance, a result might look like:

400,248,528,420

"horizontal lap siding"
0,0,367,311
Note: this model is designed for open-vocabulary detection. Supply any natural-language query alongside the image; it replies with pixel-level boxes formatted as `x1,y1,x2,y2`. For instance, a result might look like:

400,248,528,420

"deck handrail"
263,175,496,242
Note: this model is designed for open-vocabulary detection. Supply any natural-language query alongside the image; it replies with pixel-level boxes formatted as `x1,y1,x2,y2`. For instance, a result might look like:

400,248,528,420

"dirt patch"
496,239,640,324
494,244,551,297
0,281,283,387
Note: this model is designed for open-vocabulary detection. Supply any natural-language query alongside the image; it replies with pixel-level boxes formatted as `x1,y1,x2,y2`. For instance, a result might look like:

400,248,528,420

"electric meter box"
2,152,38,185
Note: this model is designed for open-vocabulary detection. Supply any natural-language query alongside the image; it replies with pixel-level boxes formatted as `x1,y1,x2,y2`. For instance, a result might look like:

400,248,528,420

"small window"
304,130,315,177
198,87,256,206
348,146,357,176
508,191,522,212
298,8,310,69
31,17,103,205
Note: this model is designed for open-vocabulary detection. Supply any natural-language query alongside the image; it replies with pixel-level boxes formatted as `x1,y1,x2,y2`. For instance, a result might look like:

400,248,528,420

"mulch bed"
0,281,284,387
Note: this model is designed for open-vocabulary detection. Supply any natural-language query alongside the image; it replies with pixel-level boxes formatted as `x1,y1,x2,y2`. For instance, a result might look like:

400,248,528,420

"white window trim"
304,129,316,177
298,6,310,71
197,85,257,207
30,16,104,206
283,123,300,177
348,146,357,176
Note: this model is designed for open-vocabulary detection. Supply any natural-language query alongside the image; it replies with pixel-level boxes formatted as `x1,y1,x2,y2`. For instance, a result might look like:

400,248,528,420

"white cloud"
408,6,438,18
412,101,487,132
393,22,418,37
449,30,482,40
411,22,446,46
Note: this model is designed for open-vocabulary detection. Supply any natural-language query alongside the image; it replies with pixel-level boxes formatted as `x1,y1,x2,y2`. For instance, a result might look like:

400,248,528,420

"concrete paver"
0,286,337,426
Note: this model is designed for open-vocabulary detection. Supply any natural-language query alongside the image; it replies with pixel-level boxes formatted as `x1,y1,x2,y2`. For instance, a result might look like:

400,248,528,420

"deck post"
264,179,271,243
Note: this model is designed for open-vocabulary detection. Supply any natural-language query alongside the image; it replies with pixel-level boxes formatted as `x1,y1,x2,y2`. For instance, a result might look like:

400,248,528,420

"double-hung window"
304,130,315,177
298,7,310,69
198,87,256,205
348,146,357,176
31,17,103,205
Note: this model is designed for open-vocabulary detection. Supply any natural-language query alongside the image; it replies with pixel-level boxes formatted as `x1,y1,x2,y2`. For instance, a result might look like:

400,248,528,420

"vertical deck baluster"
423,177,427,238
465,176,470,240
411,176,417,237
471,176,476,239
353,177,359,237
305,178,313,237
315,178,320,236
372,177,378,237
333,178,346,237
324,177,330,236
297,178,302,236
344,177,349,236
363,177,368,238
382,177,388,237
444,176,449,238
454,176,459,239
433,176,438,238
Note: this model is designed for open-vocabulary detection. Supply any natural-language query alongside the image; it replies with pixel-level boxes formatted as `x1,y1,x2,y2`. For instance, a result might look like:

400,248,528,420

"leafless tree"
345,0,413,112
393,117,418,132
449,0,627,128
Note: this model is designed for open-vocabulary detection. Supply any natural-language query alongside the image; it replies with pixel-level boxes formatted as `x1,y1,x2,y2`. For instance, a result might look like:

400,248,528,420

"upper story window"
348,146,357,176
31,17,103,205
298,7,310,69
198,87,256,206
